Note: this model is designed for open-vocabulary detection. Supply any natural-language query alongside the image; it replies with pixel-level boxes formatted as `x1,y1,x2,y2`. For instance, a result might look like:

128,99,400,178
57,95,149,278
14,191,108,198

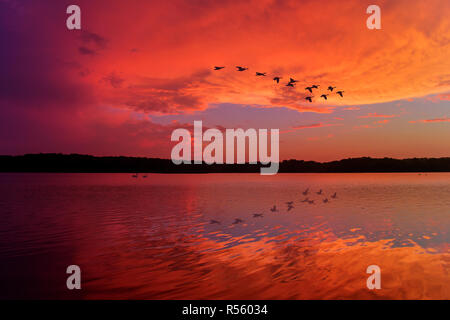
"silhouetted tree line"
1,154,450,173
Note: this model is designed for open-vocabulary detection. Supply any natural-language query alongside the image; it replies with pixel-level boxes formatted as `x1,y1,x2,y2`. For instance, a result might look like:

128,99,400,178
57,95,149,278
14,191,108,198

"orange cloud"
359,113,398,118
409,117,450,123
54,0,450,114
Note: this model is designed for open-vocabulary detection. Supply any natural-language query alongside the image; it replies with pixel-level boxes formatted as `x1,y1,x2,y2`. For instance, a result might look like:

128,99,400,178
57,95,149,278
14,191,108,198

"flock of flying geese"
213,66,345,103
209,188,338,226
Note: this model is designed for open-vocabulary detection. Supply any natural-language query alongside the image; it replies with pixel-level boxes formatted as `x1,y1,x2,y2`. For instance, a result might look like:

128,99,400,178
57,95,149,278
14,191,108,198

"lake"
0,173,448,299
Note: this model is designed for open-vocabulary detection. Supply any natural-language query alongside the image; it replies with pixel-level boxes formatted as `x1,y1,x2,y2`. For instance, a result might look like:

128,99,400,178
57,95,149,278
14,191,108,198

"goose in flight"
256,72,266,76
305,87,313,93
327,86,336,91
336,91,344,97
232,218,244,225
286,82,295,87
320,94,329,100
214,66,225,70
289,78,299,84
270,205,278,212
253,213,264,218
236,66,248,71
273,76,282,83
305,96,313,103
311,85,320,89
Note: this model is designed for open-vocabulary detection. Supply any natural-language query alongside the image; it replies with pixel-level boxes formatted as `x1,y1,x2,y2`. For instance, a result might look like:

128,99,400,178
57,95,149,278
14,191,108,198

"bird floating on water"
253,213,264,218
256,72,266,76
301,197,310,203
210,219,221,224
331,192,337,199
232,218,244,225
236,66,248,71
302,188,309,196
323,198,329,203
316,189,323,195
270,205,278,212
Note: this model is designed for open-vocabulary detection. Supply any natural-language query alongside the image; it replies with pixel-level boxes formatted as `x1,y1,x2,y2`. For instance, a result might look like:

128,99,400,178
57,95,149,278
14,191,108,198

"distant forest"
1,154,450,173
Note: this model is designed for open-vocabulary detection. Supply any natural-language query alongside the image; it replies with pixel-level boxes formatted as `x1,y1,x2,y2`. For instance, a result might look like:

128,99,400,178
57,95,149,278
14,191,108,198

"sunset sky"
1,0,449,161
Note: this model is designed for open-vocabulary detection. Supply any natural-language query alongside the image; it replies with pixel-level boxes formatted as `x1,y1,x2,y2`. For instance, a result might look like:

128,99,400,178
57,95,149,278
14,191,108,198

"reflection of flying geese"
286,201,294,206
236,66,248,71
323,198,329,203
143,175,148,178
214,66,225,70
316,189,323,195
311,85,320,89
327,86,336,91
256,72,266,76
320,94,329,100
331,192,337,199
301,197,309,203
305,86,313,93
253,213,264,218
336,91,344,97
302,188,309,196
305,96,313,103
287,204,294,211
210,219,221,224
232,218,244,225
132,173,138,178
273,76,282,83
270,205,278,212
308,200,315,204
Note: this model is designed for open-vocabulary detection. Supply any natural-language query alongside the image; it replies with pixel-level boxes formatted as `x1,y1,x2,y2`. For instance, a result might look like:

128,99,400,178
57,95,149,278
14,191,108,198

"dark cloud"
78,46,97,55
80,31,108,49
103,73,125,88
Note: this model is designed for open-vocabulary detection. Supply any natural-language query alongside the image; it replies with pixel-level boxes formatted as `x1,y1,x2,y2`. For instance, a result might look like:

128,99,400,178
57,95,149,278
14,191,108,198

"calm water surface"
0,173,449,299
